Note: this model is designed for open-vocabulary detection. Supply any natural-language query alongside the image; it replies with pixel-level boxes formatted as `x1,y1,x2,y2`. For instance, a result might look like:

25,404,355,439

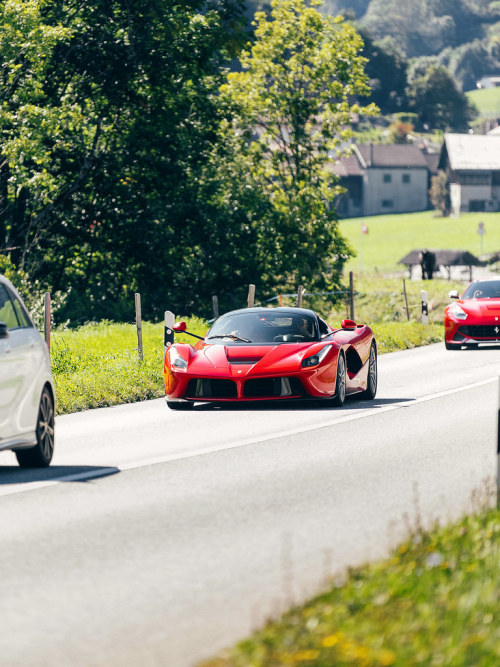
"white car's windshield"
207,311,318,344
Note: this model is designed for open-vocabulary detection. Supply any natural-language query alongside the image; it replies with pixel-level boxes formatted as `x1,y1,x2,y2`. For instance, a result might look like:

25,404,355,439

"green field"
339,211,500,274
467,86,500,118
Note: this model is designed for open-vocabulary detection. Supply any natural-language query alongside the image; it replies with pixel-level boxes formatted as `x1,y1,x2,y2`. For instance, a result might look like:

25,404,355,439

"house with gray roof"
332,143,436,218
438,133,500,215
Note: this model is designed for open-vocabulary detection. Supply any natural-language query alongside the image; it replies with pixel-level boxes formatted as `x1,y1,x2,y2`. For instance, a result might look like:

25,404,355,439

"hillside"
246,0,500,91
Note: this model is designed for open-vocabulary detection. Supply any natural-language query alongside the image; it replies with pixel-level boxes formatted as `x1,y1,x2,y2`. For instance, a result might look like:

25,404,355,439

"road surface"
0,343,498,666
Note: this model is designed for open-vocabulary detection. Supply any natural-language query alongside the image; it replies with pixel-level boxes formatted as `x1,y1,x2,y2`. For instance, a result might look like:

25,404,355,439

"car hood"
456,298,500,316
186,342,330,376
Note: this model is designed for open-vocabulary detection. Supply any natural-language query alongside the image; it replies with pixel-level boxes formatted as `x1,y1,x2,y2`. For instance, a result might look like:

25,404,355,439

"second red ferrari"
444,277,500,350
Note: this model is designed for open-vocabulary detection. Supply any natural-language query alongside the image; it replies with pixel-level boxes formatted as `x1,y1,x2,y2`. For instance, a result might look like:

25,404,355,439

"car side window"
0,284,20,329
0,284,32,330
8,288,32,328
318,318,330,337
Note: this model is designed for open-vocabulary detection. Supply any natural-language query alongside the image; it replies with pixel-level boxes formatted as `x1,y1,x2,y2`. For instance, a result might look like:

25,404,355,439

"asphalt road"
0,342,498,667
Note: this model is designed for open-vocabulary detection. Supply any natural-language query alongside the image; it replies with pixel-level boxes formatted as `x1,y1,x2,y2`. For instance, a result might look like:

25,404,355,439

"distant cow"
419,249,435,280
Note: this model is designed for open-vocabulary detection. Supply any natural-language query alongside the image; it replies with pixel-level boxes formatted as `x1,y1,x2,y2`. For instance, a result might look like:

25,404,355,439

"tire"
16,387,54,468
360,342,377,400
445,341,461,350
166,400,193,411
331,353,346,407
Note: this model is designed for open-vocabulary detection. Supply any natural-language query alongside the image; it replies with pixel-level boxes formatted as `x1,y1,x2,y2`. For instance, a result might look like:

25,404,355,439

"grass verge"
200,494,499,667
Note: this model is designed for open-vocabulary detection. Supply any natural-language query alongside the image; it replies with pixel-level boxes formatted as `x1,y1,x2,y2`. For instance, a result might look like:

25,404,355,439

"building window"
469,200,486,212
461,173,490,186
383,174,392,183
402,173,411,184
382,199,393,208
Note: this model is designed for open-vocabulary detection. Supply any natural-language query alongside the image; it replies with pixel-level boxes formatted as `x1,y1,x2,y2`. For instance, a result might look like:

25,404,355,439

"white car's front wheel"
16,387,54,468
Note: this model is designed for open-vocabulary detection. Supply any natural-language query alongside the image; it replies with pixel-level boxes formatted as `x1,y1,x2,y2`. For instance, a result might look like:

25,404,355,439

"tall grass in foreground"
201,493,499,667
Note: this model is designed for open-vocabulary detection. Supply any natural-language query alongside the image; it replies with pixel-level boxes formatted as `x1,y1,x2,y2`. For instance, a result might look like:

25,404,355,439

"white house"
438,133,500,215
332,144,435,218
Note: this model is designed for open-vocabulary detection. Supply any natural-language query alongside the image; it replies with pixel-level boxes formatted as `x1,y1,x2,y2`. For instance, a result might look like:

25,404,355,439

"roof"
356,144,429,168
442,133,500,171
331,143,430,176
398,249,482,267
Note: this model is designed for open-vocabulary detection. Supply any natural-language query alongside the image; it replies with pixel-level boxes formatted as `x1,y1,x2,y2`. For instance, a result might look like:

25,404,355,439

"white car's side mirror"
0,321,9,339
448,290,460,299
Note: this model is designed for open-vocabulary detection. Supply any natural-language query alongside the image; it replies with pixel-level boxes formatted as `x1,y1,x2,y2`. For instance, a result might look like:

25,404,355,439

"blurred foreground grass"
201,493,499,667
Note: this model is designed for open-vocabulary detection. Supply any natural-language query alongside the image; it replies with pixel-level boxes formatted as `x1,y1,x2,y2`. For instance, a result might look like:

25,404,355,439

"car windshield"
462,280,500,300
206,311,318,344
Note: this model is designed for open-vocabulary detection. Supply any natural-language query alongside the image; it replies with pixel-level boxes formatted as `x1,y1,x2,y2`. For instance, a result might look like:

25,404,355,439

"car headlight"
170,347,188,369
301,345,330,368
449,303,468,320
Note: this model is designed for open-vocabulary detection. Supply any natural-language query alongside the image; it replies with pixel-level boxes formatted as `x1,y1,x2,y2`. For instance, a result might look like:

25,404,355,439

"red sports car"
164,307,377,409
444,277,500,350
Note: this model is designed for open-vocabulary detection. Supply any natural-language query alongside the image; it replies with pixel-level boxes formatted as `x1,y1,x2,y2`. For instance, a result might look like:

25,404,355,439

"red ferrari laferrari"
164,307,377,409
444,277,500,350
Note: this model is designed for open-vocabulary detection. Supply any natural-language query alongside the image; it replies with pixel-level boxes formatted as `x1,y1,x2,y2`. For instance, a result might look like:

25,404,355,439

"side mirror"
173,321,187,333
448,290,459,300
0,321,8,339
341,319,357,330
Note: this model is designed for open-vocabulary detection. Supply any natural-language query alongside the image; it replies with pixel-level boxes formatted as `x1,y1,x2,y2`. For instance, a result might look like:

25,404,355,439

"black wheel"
360,342,377,400
16,387,54,468
166,400,193,411
331,353,346,407
445,341,461,351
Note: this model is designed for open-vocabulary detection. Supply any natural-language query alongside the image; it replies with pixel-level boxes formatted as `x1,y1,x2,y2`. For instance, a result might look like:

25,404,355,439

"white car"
0,274,55,467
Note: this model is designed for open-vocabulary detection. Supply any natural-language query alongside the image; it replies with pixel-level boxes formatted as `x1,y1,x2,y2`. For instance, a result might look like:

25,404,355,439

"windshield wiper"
207,334,252,343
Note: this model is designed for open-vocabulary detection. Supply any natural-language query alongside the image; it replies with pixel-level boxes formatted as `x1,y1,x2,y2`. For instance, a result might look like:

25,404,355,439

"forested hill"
246,0,500,91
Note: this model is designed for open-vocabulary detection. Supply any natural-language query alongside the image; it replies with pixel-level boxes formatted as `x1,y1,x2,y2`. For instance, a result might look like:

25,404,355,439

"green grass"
51,317,208,414
201,497,500,667
339,211,500,273
467,86,500,118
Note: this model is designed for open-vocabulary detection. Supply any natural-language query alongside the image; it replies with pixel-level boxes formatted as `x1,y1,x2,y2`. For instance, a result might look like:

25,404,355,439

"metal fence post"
135,293,143,361
44,292,51,353
421,290,428,325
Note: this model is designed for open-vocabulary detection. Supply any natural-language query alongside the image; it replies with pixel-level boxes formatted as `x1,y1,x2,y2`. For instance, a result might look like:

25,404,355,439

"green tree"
406,64,478,131
219,0,375,295
1,0,247,321
430,170,450,216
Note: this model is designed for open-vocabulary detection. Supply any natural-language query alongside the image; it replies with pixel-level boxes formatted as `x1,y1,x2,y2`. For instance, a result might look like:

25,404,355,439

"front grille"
186,379,237,399
243,377,303,398
458,325,500,339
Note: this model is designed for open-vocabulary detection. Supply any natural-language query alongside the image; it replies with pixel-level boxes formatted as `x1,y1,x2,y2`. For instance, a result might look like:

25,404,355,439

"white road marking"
0,376,496,497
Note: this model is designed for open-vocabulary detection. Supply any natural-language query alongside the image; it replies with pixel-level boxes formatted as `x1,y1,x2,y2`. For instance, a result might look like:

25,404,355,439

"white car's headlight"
170,347,188,369
449,303,468,320
301,345,330,368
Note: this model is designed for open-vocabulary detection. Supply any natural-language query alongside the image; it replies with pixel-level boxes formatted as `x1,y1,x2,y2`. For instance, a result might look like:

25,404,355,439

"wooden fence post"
279,294,283,307
212,295,219,319
44,292,51,353
403,279,410,321
247,284,255,308
135,293,143,361
297,285,304,307
349,272,354,320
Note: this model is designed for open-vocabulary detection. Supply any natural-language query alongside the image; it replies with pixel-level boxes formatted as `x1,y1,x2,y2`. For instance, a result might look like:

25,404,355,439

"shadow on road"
191,396,416,412
0,465,120,485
